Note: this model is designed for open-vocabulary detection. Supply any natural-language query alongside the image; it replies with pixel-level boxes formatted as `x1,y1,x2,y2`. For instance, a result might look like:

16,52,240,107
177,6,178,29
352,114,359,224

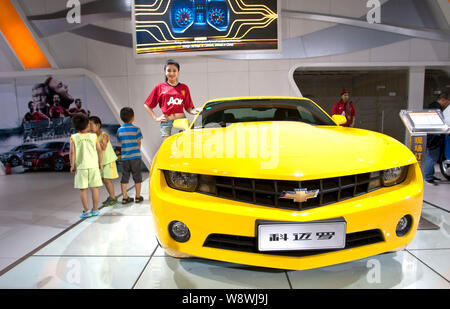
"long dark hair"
164,59,180,82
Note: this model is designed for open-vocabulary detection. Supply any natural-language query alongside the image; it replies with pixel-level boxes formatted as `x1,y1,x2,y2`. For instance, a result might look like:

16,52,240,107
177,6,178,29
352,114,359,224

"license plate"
258,220,346,252
24,161,32,167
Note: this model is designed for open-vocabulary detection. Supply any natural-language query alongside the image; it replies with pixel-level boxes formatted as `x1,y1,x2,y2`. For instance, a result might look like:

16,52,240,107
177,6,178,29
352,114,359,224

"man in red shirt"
331,89,356,127
69,98,89,116
49,94,70,119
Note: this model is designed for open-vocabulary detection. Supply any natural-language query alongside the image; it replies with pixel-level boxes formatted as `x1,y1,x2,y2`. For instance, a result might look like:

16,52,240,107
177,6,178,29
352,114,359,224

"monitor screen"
133,0,279,56
408,112,445,128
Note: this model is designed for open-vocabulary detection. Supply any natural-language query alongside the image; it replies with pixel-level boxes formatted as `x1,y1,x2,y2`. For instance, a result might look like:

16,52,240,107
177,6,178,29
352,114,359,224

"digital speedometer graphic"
175,8,194,27
207,7,227,30
134,0,279,55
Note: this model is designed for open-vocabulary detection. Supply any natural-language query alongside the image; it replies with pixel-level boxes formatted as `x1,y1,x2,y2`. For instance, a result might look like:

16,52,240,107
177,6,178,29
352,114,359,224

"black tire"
53,157,66,172
9,156,20,167
439,154,450,181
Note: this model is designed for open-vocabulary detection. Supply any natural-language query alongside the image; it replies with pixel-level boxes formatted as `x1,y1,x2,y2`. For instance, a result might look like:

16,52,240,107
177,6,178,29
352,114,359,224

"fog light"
169,221,191,243
396,215,412,237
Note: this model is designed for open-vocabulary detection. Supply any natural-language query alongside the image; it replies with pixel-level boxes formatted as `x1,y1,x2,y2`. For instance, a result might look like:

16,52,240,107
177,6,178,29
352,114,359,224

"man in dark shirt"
424,91,450,185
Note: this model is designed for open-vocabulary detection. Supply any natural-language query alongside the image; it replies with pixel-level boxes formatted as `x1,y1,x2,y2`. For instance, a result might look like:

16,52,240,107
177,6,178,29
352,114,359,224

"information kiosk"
400,110,450,172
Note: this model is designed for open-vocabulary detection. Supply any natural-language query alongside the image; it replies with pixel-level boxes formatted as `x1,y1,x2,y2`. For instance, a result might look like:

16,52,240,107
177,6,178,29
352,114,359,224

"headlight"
39,152,53,159
164,171,198,192
382,166,408,187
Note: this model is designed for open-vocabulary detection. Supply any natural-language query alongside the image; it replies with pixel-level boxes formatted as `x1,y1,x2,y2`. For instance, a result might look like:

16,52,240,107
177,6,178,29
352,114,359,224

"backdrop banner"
0,74,120,173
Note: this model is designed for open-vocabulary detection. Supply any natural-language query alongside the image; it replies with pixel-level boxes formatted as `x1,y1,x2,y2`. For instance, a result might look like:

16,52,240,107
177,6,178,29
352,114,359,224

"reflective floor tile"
286,251,450,289
134,257,290,289
407,208,450,250
34,216,158,256
422,202,436,210
408,249,450,281
0,223,65,259
0,258,16,274
423,173,450,212
101,201,152,216
0,256,149,289
153,246,168,257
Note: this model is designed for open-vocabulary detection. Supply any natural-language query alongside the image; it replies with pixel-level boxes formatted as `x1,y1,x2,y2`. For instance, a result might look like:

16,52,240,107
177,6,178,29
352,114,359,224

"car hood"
24,149,57,154
156,122,417,180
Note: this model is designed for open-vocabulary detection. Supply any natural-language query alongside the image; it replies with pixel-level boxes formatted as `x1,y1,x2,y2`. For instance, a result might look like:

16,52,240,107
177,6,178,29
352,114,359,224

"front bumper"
149,164,423,271
23,158,51,169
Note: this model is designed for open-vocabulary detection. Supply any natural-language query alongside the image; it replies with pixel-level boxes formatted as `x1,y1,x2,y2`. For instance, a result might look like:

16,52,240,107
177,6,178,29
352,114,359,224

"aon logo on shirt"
168,97,183,106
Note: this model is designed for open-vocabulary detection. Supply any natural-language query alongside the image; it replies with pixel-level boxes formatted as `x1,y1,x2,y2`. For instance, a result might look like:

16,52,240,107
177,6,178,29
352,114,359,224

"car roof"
204,96,311,105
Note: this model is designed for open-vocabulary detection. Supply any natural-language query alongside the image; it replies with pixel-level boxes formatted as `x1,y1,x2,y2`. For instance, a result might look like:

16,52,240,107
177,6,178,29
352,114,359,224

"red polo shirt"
50,105,69,118
144,82,194,116
31,111,49,121
69,107,87,115
332,100,356,127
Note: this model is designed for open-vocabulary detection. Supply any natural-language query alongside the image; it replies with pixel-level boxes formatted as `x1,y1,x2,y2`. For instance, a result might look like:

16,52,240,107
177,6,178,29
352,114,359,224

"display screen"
409,112,445,127
133,0,279,55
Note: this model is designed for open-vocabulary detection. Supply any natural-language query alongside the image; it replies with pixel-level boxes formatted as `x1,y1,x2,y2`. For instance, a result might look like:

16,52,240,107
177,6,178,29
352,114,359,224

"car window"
193,99,335,129
41,142,64,149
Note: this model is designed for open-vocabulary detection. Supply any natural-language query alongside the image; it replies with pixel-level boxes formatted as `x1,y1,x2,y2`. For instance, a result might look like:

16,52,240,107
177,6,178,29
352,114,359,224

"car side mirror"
332,115,347,126
173,118,190,131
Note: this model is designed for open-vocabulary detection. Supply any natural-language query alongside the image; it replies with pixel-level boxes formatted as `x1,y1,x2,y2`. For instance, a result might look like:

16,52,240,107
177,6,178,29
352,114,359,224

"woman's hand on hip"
156,115,167,122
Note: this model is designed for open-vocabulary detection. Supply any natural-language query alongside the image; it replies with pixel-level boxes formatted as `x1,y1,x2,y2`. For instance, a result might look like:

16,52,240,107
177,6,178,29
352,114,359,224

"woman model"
144,59,202,140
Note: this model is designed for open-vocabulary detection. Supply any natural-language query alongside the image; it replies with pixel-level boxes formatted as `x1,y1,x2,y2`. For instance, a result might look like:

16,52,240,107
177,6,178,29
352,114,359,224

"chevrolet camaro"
149,97,423,271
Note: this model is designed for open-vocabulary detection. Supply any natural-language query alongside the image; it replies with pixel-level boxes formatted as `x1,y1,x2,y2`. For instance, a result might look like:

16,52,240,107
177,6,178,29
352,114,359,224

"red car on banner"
23,141,70,171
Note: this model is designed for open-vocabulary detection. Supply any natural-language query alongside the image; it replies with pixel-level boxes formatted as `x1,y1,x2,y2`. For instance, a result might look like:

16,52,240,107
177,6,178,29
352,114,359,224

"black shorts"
120,158,142,184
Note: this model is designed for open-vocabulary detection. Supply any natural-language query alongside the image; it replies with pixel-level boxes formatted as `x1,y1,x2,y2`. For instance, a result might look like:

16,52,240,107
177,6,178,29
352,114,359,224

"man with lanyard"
424,91,450,185
331,89,356,127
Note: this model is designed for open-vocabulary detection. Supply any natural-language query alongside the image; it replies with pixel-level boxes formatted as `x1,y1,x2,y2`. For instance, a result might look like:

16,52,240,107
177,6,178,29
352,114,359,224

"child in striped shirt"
117,107,143,205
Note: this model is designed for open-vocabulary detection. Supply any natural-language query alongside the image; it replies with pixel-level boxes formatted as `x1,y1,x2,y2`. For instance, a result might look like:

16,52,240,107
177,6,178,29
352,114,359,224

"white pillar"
408,67,425,110
405,66,426,143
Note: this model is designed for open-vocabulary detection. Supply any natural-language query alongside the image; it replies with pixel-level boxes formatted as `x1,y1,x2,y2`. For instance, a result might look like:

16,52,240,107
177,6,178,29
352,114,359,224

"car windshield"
193,99,336,129
39,142,63,149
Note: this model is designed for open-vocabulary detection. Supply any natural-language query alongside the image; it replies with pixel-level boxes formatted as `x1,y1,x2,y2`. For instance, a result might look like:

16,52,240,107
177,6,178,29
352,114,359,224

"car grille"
203,229,384,257
197,172,382,211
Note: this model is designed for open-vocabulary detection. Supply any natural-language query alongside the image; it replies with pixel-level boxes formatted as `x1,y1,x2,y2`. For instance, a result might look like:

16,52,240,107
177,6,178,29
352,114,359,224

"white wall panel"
45,33,88,69
287,19,335,40
410,39,450,62
287,0,331,14
248,59,291,72
249,71,291,97
86,39,128,77
207,58,249,73
370,40,411,62
330,49,371,63
207,71,249,99
0,48,18,72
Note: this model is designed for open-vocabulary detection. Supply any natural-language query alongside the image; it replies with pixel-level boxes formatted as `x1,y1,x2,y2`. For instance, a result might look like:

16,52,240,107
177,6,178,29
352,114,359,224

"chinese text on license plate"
258,221,346,252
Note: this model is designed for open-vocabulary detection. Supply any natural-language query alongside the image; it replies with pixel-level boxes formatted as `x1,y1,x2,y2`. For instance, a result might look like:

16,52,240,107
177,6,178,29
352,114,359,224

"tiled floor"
0,171,143,272
0,177,449,289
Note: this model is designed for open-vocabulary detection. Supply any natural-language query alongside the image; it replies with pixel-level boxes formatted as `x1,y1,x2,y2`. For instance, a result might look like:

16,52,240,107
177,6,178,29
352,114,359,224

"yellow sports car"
149,97,423,271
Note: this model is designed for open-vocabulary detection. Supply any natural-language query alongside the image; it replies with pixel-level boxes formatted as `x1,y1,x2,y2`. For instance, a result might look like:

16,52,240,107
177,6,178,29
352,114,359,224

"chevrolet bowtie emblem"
280,189,319,203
